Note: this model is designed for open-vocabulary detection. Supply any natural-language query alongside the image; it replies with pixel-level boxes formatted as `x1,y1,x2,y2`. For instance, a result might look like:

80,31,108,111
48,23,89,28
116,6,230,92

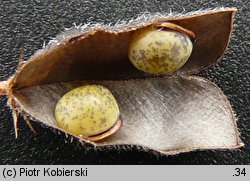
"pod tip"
0,81,8,96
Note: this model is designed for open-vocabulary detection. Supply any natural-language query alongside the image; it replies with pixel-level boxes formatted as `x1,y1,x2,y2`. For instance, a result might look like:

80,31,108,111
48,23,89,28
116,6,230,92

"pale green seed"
128,27,193,75
55,85,120,136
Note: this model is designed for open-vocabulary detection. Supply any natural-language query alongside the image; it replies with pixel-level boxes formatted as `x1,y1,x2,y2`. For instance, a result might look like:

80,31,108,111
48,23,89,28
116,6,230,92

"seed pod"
0,8,243,155
55,85,121,141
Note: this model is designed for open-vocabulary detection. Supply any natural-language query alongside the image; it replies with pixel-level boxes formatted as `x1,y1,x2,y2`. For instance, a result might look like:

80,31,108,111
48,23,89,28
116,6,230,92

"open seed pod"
0,8,243,155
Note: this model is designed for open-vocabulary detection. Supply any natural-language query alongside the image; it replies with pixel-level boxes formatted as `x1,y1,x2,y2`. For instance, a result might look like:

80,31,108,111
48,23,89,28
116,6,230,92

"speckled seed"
55,85,120,136
128,27,193,74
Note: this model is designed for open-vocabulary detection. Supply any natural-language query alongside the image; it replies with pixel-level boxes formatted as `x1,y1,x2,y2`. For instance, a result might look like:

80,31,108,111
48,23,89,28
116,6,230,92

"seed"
55,85,120,137
128,26,193,75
